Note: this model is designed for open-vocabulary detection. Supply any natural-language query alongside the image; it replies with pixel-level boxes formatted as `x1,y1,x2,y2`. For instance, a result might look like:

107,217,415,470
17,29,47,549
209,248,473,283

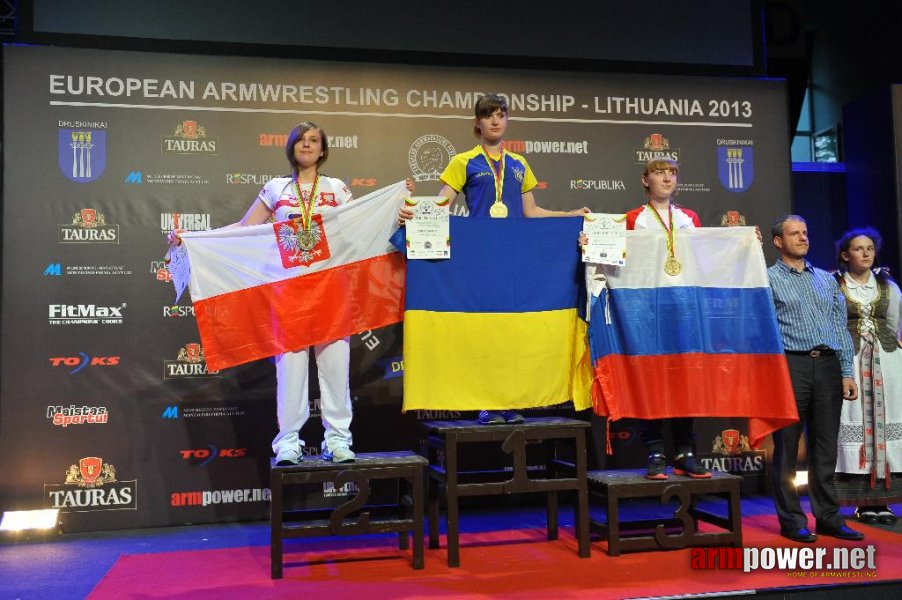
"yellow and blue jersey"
440,145,538,218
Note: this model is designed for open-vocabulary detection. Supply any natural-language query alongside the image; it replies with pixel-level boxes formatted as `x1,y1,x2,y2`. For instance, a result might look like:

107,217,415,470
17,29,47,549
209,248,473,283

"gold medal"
664,255,682,276
297,227,317,251
489,202,508,218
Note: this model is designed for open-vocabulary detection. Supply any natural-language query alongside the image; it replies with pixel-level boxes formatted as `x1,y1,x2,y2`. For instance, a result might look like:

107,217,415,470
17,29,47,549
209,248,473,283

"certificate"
581,213,626,265
405,196,450,259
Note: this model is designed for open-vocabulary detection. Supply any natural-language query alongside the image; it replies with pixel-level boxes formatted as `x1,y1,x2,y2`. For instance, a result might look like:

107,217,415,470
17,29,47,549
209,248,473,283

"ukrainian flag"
397,216,593,412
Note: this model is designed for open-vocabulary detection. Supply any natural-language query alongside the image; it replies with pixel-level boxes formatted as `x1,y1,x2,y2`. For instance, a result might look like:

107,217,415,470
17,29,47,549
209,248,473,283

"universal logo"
58,208,119,244
160,212,212,235
162,120,217,154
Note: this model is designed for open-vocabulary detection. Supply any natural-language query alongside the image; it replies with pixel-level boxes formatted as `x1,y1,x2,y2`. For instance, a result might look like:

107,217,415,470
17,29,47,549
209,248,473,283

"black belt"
785,348,836,357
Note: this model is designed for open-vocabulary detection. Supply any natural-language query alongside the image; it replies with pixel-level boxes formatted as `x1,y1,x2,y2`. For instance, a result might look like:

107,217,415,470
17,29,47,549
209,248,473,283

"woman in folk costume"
834,227,902,524
169,121,414,465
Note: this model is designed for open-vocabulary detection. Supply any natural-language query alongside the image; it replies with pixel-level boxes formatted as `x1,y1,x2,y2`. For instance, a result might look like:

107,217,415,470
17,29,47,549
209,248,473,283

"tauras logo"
162,120,217,154
48,304,126,325
44,457,137,512
58,208,119,244
164,343,220,379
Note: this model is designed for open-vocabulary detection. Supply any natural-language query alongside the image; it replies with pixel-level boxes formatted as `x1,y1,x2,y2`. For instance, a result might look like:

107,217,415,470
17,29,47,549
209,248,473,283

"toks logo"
162,120,217,154
44,457,137,512
180,446,248,466
49,353,120,374
164,344,220,379
58,208,119,244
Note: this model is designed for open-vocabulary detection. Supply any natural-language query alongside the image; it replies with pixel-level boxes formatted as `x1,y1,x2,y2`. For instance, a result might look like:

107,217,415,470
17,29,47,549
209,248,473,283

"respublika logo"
44,457,137,512
50,353,120,374
48,304,126,325
225,173,279,185
58,122,107,182
570,178,626,191
717,139,754,192
46,405,109,427
162,120,217,154
164,344,220,379
163,304,195,318
58,209,119,244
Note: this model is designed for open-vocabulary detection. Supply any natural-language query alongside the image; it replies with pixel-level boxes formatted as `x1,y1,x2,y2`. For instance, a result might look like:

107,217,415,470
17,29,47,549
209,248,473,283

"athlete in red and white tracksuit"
257,174,355,462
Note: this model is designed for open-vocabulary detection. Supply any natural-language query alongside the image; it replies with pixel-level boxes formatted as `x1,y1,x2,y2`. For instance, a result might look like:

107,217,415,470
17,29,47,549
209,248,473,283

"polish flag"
169,181,408,371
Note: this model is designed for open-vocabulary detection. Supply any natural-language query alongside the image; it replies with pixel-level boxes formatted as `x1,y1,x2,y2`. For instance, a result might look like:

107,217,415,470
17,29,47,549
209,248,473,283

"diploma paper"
405,196,450,259
582,213,626,265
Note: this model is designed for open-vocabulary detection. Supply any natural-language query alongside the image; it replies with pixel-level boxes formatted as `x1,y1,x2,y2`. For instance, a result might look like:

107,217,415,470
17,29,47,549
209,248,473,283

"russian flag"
170,181,408,371
396,217,593,412
588,227,798,448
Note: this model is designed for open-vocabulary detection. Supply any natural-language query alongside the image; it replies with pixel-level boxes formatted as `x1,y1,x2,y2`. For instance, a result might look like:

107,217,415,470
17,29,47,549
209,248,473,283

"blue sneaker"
478,410,505,424
501,410,525,423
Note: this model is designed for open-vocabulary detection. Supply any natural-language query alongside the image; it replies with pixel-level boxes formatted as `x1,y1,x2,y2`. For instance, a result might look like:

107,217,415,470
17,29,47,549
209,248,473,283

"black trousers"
771,353,846,531
639,417,695,456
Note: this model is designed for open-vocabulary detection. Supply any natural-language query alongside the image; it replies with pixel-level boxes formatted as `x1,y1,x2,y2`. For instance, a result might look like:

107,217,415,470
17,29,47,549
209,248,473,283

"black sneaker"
646,453,667,480
673,452,712,479
501,410,525,423
478,410,505,424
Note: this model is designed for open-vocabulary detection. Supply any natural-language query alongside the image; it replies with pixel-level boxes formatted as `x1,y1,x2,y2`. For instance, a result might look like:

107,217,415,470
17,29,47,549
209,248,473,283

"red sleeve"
683,208,702,228
624,206,643,231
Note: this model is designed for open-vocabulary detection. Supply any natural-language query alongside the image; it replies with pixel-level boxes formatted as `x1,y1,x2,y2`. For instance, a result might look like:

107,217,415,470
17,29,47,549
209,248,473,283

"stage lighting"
794,470,808,488
0,509,61,541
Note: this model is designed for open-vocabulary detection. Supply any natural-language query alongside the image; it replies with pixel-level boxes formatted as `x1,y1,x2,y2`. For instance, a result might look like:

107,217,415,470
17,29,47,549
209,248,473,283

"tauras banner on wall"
1,44,790,532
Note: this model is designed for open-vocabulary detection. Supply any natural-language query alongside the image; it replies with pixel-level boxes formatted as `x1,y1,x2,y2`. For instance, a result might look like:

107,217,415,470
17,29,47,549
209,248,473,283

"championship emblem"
718,147,754,192
720,210,747,227
59,129,107,183
275,214,331,268
713,429,752,456
408,134,456,182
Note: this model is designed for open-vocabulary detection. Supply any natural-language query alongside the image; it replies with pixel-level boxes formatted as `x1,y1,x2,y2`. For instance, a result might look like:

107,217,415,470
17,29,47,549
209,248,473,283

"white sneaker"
275,446,302,466
323,446,355,463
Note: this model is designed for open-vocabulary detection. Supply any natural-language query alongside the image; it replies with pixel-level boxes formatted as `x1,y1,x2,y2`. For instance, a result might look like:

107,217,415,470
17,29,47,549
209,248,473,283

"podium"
269,451,427,578
420,417,591,567
587,469,743,556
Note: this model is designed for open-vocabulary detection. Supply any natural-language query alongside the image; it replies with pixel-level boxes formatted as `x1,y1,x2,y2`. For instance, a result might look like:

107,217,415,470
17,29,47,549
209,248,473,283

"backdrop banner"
1,45,790,531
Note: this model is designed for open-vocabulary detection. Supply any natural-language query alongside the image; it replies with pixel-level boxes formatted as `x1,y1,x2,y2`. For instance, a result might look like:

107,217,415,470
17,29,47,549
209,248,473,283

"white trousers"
271,337,353,455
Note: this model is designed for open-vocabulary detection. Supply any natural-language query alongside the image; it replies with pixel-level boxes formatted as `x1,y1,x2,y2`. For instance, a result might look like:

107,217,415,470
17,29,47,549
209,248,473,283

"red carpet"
89,516,901,599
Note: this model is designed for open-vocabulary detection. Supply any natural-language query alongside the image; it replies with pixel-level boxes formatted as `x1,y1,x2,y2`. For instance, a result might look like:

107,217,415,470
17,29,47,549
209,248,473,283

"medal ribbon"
292,173,320,231
647,202,676,258
480,144,506,210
